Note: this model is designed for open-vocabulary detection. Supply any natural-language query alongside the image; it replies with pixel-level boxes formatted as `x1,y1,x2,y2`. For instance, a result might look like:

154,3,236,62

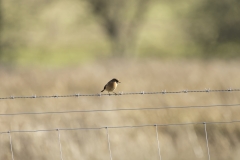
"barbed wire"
0,88,239,100
1,103,240,116
1,88,239,159
1,120,240,134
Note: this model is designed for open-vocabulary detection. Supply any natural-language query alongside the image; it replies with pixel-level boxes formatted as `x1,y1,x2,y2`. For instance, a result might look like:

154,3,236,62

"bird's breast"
106,82,117,91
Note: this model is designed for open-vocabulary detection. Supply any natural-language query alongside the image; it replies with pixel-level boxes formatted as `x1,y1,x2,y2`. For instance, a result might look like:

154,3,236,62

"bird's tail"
101,86,106,92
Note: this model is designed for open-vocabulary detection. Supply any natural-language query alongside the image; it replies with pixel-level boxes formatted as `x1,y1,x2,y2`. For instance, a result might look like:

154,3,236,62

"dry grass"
0,59,240,160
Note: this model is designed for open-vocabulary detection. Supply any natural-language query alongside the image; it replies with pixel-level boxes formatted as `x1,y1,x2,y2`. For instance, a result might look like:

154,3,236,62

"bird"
101,78,121,95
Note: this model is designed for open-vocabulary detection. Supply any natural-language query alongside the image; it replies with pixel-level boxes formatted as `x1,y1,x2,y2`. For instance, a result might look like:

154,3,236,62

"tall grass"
0,59,240,160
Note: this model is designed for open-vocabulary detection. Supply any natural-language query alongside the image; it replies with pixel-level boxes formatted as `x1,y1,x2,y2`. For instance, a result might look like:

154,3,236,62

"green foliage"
184,0,240,58
0,0,240,66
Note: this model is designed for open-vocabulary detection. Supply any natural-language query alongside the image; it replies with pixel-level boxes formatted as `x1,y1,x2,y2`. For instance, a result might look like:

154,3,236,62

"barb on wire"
0,88,239,100
1,120,240,134
1,103,240,116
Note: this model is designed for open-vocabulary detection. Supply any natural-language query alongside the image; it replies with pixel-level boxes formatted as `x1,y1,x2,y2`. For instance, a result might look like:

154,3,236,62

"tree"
186,0,240,58
86,0,151,56
0,0,2,57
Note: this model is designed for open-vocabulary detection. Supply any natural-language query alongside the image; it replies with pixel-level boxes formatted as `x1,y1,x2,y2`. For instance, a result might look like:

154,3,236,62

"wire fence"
2,120,240,160
1,120,240,134
1,88,240,159
0,103,240,116
0,88,239,100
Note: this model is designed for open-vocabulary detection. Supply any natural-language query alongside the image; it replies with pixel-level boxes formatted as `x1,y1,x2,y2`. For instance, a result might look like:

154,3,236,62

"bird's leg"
113,92,117,95
108,92,110,96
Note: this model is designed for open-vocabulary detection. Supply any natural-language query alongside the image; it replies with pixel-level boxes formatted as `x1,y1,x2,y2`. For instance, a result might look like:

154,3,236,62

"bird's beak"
118,81,121,83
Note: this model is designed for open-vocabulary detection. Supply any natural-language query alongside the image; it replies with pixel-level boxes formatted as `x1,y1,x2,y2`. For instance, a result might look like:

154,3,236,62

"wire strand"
0,88,239,100
204,123,211,160
57,129,64,160
8,131,15,160
1,103,240,116
106,127,113,160
155,125,162,160
1,120,240,134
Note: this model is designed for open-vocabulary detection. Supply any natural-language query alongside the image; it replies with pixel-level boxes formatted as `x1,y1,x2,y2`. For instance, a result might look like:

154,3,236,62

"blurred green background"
0,0,240,66
1,0,240,160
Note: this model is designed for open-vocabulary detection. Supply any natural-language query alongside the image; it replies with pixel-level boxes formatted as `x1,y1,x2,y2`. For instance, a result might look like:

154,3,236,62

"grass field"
0,59,240,160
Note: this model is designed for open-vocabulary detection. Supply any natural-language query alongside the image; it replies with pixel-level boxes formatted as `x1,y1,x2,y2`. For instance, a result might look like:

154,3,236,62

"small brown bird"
101,78,121,95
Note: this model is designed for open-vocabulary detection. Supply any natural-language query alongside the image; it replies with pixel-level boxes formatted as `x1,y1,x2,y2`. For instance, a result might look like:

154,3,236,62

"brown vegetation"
0,59,240,160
